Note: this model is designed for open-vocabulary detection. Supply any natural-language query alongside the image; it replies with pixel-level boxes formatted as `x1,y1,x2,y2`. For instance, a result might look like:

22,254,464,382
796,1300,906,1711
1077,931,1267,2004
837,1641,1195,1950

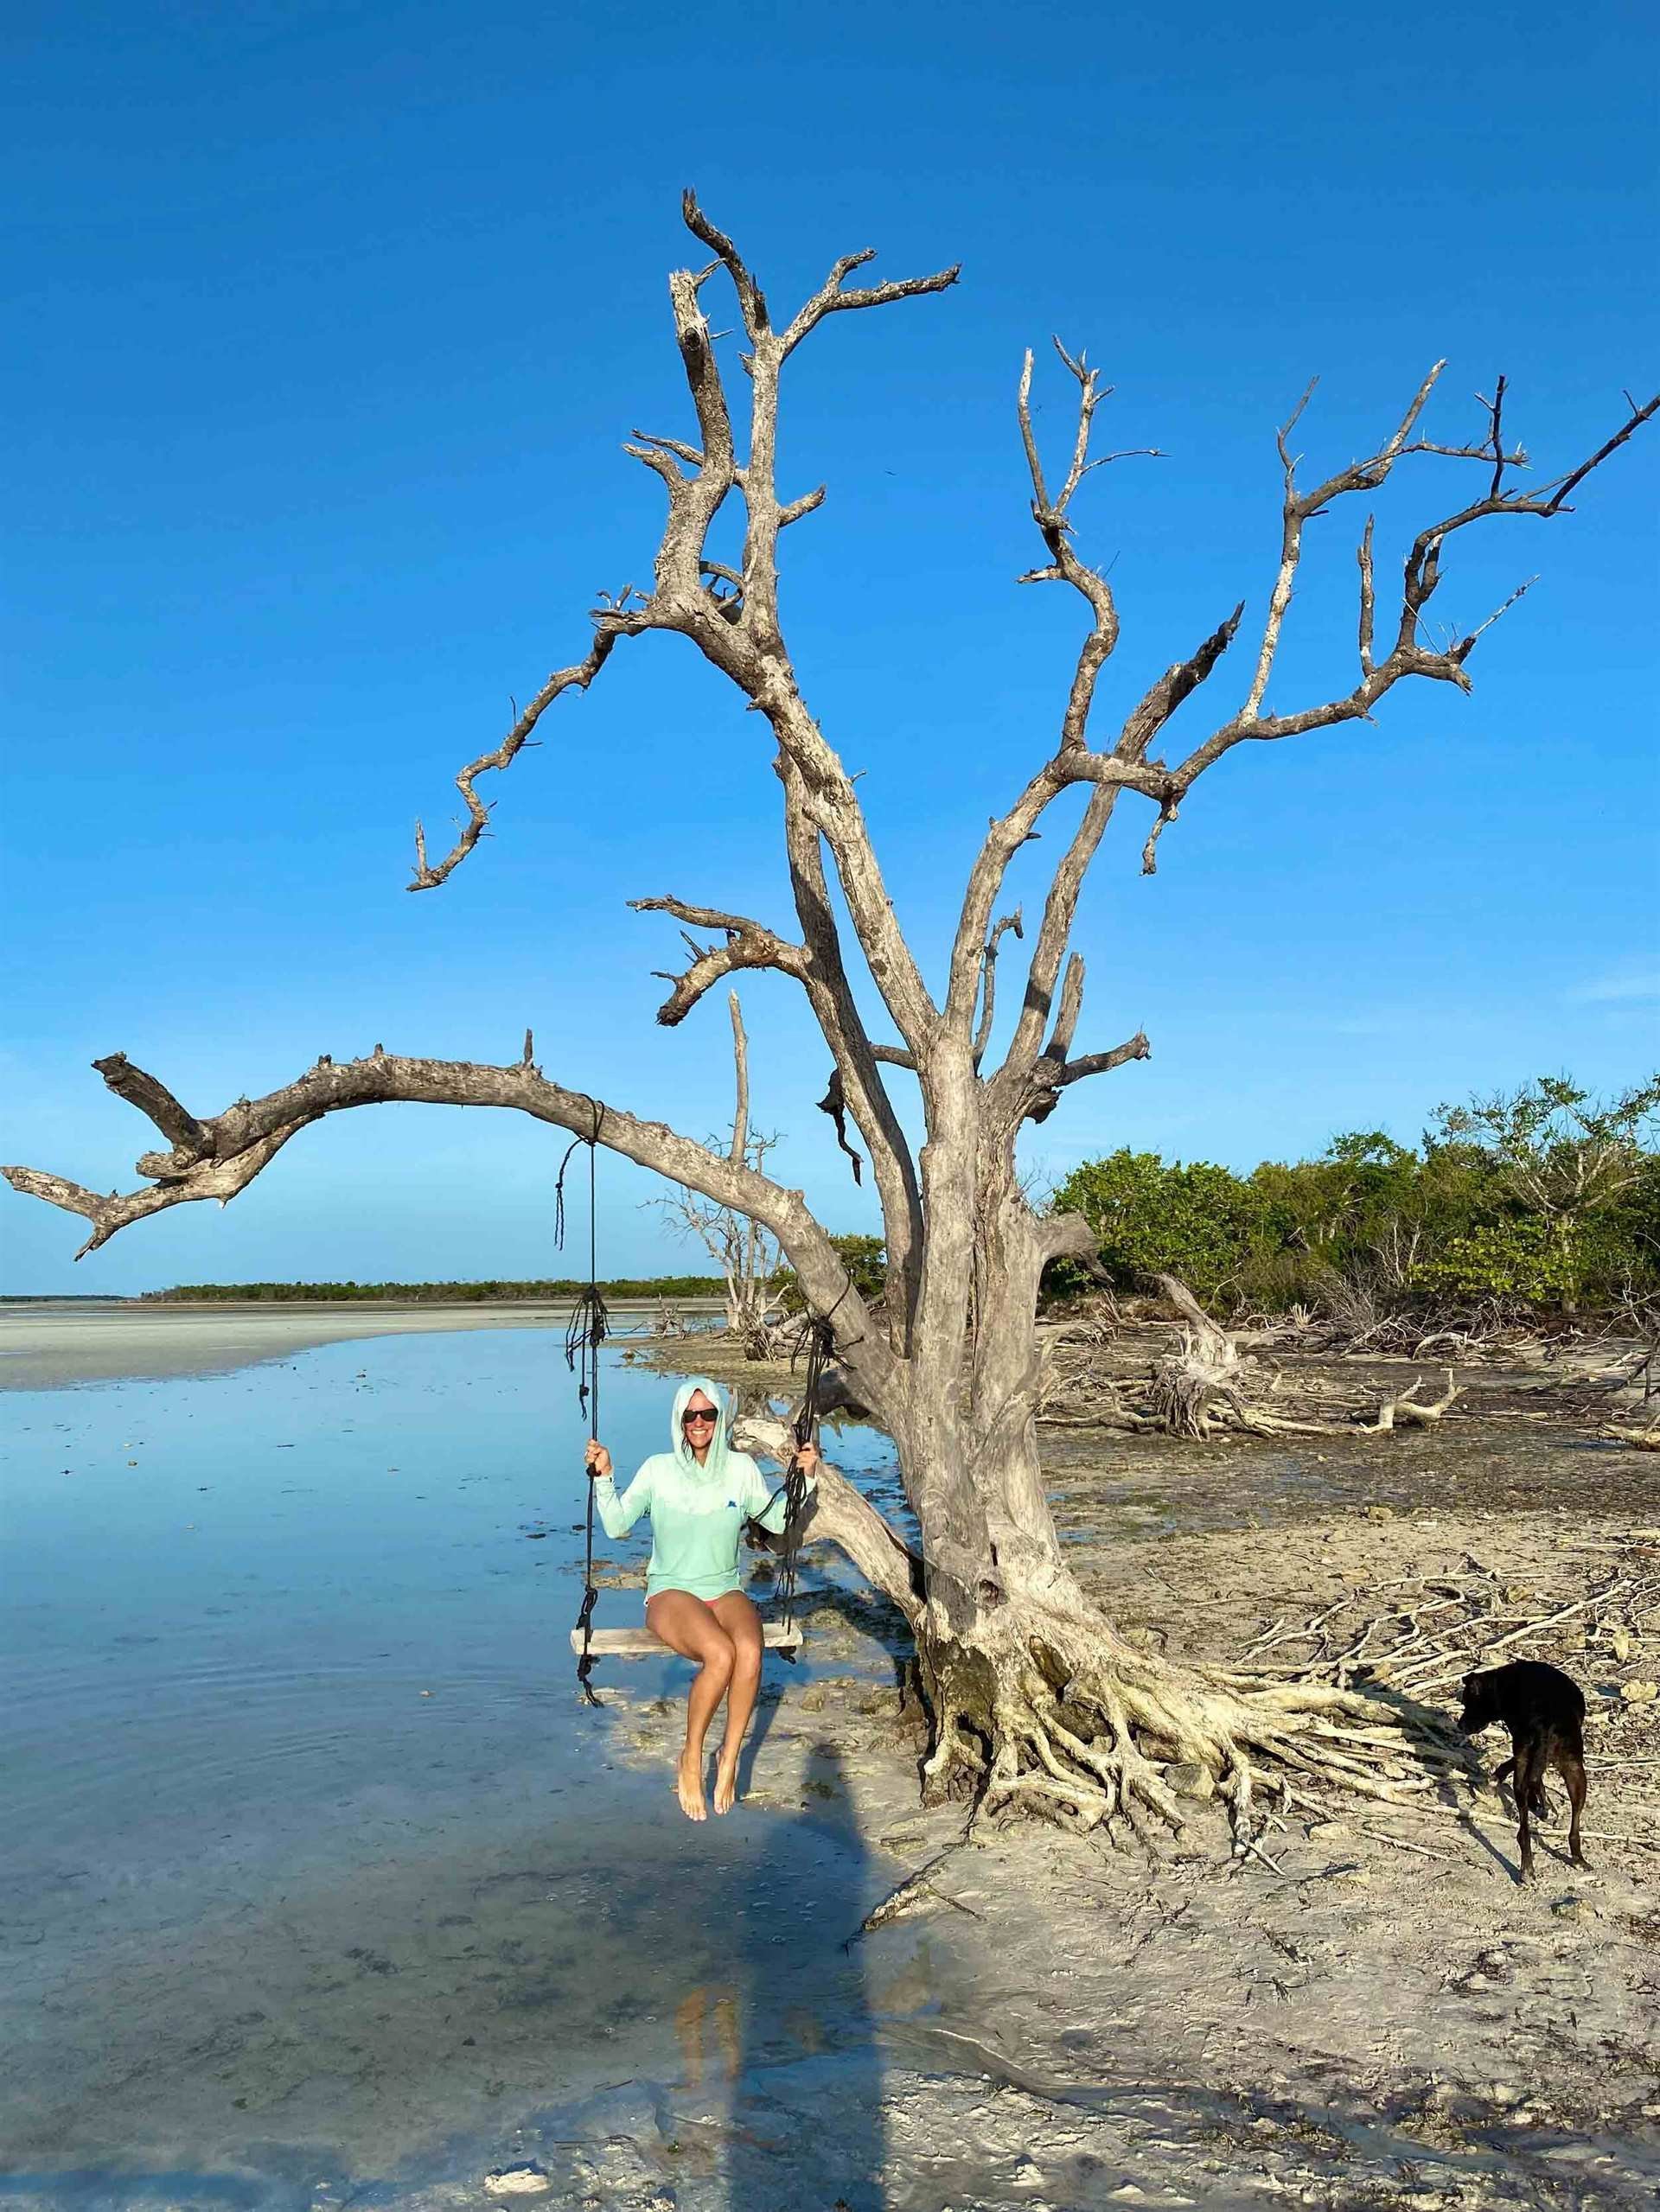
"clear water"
0,1332,915,2211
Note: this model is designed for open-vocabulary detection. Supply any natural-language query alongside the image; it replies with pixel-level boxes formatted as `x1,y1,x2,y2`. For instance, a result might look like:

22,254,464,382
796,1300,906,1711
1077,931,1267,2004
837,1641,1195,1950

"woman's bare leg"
707,1590,764,1814
646,1590,736,1821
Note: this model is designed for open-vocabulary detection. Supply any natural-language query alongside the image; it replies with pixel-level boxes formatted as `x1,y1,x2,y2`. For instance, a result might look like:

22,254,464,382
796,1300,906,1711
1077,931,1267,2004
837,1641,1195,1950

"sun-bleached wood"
570,1622,803,1658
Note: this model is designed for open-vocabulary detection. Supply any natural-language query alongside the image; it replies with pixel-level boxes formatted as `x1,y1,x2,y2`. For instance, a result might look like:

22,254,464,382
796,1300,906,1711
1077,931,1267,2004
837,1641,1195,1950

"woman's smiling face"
682,1392,718,1461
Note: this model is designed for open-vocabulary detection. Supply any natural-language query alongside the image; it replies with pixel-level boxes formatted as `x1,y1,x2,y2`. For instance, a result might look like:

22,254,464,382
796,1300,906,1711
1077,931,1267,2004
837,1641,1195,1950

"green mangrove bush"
1048,1074,1658,1322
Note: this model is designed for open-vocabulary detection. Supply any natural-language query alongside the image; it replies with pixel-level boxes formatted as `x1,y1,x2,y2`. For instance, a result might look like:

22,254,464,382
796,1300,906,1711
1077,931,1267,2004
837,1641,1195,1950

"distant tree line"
1048,1075,1659,1323
143,1276,725,1304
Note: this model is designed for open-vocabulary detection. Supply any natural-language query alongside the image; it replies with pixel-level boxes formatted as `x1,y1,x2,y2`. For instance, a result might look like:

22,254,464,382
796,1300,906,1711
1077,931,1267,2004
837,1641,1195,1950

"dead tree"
7,196,1654,1848
653,991,782,1356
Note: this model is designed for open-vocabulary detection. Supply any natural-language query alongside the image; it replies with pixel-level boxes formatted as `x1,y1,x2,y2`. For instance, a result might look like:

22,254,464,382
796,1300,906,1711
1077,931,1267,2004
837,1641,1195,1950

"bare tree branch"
90,1053,205,1149
997,784,1117,1072
4,1131,304,1258
1115,604,1246,763
947,752,1168,1048
1135,379,1660,864
1295,379,1653,697
1043,953,1084,1065
948,347,1170,1044
1054,1030,1152,1088
630,427,705,469
957,603,1238,1085
776,765,925,1335
409,195,957,1071
3,1049,892,1394
1531,390,1658,509
779,243,961,360
680,187,771,341
1357,515,1376,679
631,771,924,1344
1015,338,1159,755
1025,1010,1150,1125
409,623,624,890
629,894,812,1025
726,989,750,1167
648,195,949,1057
972,908,1024,1067
404,219,769,897
779,485,827,526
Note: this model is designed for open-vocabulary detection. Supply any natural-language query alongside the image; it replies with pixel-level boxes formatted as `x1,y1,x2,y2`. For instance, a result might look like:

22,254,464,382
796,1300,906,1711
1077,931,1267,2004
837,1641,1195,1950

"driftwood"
1229,1548,1660,1852
1040,1275,1463,1440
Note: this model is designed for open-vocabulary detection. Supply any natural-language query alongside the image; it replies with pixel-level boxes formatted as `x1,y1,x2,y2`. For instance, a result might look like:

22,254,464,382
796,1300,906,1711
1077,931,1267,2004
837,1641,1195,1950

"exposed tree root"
1039,1274,1464,1439
916,1597,1472,1858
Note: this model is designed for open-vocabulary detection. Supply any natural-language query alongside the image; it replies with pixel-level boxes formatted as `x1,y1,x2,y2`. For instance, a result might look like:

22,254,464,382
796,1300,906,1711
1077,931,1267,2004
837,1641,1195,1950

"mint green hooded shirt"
592,1374,814,1601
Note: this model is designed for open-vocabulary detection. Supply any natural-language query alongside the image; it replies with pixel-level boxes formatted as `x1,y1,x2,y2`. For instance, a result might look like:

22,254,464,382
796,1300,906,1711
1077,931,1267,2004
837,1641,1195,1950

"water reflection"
676,1980,743,2088
638,1744,885,2211
0,1332,897,2209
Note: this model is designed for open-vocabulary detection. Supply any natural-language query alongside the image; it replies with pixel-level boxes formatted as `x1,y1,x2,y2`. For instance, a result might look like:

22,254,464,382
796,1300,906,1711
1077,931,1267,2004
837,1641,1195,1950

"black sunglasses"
681,1407,718,1425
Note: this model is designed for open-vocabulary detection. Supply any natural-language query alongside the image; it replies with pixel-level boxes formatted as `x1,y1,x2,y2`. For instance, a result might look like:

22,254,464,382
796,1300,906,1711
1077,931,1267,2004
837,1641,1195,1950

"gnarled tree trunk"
7,197,1652,1848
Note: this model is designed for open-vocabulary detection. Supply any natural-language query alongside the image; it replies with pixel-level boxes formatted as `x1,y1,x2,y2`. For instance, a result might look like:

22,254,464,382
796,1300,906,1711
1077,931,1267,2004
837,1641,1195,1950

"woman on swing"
584,1375,818,1821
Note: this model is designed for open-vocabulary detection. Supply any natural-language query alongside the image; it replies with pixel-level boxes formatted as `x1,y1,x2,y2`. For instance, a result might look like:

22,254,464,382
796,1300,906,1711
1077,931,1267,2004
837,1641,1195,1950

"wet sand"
0,1332,897,2212
6,1307,1658,2204
0,1297,720,1391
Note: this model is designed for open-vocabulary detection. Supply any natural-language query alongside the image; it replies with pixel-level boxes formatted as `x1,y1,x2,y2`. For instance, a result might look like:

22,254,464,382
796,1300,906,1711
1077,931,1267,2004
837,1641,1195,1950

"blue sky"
3,0,1656,1294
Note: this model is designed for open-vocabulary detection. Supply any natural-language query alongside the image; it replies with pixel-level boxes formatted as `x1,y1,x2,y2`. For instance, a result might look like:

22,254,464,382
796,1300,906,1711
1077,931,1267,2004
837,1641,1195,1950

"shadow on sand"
657,1739,887,2212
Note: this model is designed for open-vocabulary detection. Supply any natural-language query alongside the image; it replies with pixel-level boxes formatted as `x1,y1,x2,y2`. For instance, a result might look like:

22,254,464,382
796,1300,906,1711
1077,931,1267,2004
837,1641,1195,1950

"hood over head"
668,1374,732,1482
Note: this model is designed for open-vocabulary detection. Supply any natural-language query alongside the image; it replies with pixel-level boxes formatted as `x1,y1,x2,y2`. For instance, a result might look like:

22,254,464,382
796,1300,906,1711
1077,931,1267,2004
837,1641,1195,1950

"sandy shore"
0,1297,721,1390
593,1473,1660,2207
7,1306,1657,2202
600,1327,1660,2207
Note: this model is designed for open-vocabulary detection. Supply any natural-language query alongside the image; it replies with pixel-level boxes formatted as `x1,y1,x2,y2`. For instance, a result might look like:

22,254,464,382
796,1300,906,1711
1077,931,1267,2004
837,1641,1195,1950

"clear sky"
3,0,1656,1295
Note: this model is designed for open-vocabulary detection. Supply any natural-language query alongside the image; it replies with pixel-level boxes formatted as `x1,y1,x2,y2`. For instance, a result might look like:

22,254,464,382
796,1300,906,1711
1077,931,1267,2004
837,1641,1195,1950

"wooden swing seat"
569,1622,804,1658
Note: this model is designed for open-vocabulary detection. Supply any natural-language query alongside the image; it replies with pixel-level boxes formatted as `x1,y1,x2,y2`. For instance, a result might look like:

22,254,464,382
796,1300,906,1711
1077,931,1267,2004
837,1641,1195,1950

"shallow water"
0,1333,914,2210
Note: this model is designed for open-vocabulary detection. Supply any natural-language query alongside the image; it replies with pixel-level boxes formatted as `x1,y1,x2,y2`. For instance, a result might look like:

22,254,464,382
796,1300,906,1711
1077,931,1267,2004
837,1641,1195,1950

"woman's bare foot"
712,1748,740,1815
676,1746,707,1821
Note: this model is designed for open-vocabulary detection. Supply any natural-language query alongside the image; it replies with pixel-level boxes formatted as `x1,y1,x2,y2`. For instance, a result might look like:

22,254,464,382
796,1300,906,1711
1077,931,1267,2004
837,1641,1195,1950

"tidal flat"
2,1309,1657,2209
0,1327,906,2209
0,1298,718,1393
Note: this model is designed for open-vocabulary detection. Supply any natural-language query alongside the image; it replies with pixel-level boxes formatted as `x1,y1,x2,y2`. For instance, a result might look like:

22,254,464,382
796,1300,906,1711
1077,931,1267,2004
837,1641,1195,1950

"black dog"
1459,1660,1588,1882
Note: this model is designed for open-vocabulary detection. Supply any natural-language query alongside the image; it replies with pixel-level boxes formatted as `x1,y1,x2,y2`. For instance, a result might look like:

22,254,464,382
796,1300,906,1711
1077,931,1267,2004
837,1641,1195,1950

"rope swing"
554,1110,824,1680
750,1313,832,1658
557,1106,609,1705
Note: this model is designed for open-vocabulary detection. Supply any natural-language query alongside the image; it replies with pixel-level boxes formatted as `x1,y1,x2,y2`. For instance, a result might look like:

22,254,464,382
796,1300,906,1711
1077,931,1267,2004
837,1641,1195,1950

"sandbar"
0,1297,718,1391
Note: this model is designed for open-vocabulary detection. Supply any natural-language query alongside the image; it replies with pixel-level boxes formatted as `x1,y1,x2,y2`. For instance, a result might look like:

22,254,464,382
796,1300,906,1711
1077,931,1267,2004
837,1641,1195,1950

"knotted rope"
557,1106,608,1705
762,1314,833,1657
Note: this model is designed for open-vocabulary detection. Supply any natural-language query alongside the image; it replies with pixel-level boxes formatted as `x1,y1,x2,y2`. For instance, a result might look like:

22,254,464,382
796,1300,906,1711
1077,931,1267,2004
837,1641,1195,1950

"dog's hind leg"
1559,1749,1589,1871
1512,1742,1542,1882
1493,1751,1544,1820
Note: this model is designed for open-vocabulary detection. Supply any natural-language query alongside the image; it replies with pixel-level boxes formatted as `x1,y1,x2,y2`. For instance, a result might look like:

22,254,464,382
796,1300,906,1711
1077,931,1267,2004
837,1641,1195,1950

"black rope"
753,1315,832,1661
560,1106,608,1705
